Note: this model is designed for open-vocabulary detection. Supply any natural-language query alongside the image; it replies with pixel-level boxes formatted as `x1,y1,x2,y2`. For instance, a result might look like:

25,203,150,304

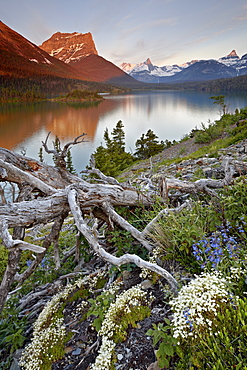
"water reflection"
0,90,246,171
0,99,120,150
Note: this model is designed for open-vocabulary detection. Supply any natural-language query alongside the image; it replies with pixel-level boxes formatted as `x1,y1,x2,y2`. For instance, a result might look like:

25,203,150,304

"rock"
40,32,98,63
147,361,162,370
72,347,82,356
140,279,153,289
9,350,23,370
10,358,21,370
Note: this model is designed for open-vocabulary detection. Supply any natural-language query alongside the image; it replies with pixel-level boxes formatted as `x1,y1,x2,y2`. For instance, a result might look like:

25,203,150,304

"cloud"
116,13,134,27
233,14,247,21
120,17,178,38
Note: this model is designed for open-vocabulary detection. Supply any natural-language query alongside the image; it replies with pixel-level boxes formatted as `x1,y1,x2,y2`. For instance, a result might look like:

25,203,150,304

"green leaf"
93,317,103,332
159,341,175,356
164,318,171,326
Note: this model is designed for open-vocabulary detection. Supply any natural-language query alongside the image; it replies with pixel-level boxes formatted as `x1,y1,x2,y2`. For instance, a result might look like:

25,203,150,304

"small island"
50,89,104,102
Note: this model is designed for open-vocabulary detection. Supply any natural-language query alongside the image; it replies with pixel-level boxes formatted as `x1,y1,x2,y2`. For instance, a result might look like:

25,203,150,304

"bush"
0,245,8,280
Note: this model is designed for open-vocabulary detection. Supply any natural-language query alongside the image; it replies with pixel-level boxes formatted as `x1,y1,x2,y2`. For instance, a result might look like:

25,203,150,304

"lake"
0,90,247,172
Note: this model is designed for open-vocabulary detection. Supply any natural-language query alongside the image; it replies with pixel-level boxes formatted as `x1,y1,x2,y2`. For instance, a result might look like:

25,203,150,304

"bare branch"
142,200,192,236
101,201,153,251
0,185,6,204
82,168,120,185
14,212,68,284
0,220,45,253
42,131,55,155
42,132,87,171
67,188,178,291
82,154,120,185
62,133,88,154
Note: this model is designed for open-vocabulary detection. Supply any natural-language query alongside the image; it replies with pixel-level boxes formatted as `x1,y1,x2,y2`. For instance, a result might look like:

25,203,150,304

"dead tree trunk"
0,135,241,311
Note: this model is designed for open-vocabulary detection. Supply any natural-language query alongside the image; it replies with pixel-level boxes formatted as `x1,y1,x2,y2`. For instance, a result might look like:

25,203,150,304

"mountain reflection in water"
0,90,246,171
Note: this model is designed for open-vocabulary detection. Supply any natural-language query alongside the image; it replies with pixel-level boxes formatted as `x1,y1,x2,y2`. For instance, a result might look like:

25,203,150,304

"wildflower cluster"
169,271,231,342
88,271,107,293
91,285,151,370
34,277,85,332
19,318,66,370
192,222,245,269
103,279,123,296
19,277,86,369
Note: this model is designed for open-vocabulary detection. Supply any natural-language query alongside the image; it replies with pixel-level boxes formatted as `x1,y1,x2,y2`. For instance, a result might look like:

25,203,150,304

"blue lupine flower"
192,221,244,270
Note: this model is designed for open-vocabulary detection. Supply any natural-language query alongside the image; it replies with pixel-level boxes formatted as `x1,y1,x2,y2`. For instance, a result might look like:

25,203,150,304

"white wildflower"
170,271,230,340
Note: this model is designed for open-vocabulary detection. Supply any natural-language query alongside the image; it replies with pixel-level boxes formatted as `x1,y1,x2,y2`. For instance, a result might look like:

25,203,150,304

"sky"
1,0,247,67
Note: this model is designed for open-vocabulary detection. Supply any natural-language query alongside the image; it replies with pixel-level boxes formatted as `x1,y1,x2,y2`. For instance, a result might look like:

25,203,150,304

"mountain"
119,62,136,73
0,21,141,88
40,31,141,86
160,59,237,83
120,50,247,83
218,49,240,68
123,58,185,83
0,21,83,80
39,31,98,63
234,53,247,76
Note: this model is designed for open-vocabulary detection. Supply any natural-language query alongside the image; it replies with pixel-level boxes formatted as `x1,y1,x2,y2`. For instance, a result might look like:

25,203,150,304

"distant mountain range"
0,20,246,89
119,50,247,83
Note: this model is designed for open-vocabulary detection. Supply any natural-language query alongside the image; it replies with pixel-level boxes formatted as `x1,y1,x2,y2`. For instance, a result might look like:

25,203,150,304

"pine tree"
134,129,165,159
210,95,227,116
111,120,125,152
92,121,134,177
66,150,76,174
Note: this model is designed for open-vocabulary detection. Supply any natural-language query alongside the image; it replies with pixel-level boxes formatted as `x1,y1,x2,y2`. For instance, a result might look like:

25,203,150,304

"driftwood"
0,135,240,311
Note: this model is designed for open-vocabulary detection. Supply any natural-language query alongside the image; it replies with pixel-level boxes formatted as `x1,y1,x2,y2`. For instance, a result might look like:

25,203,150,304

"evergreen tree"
134,129,165,159
111,120,125,152
210,95,228,116
66,150,76,174
38,147,44,163
103,128,112,150
92,121,134,177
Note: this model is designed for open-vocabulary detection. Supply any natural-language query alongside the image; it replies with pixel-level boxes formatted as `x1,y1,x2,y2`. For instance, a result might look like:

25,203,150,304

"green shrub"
147,200,220,268
175,296,247,369
0,298,27,368
0,245,8,280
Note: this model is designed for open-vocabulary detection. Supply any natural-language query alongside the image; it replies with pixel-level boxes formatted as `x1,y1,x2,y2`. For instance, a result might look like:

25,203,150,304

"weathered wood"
0,143,243,311
0,220,46,253
67,188,178,291
101,201,153,251
14,213,67,284
0,148,68,189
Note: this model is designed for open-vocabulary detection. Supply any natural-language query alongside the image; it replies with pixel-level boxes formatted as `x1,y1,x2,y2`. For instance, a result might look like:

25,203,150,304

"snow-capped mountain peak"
218,49,240,68
119,62,136,73
119,50,246,83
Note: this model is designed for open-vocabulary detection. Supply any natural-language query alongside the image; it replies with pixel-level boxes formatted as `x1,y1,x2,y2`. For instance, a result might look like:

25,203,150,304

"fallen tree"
0,134,243,312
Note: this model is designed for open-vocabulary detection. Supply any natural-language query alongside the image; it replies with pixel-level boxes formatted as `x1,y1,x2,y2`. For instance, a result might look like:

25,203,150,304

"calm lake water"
0,90,247,172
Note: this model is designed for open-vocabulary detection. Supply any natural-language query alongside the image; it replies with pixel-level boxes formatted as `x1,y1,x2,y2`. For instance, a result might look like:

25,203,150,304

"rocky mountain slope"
40,31,142,86
0,21,141,87
0,21,83,80
40,32,98,63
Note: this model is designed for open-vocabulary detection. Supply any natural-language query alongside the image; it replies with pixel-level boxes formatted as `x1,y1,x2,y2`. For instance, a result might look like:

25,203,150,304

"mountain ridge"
120,50,247,83
0,20,246,88
39,30,141,86
0,21,140,87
